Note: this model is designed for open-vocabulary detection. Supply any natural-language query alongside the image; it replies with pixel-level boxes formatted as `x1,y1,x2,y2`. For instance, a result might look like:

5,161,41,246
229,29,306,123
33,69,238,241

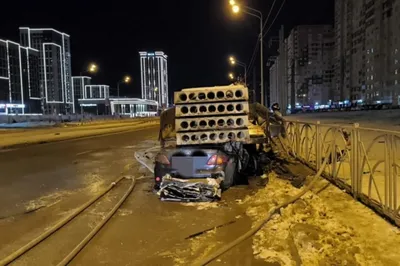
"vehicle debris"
157,174,222,202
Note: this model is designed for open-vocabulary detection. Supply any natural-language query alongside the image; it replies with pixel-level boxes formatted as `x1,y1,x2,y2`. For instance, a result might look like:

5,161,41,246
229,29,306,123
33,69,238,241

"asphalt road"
0,126,159,218
0,126,269,265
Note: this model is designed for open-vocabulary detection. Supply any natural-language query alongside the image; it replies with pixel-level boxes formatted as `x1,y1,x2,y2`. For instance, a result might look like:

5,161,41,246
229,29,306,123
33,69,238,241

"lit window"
367,49,370,54
396,80,398,85
396,59,399,64
396,69,398,75
371,84,374,89
371,75,374,80
371,48,374,53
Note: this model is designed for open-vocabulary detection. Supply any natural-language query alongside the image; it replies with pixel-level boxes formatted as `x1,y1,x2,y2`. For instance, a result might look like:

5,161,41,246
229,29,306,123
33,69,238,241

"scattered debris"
158,175,221,202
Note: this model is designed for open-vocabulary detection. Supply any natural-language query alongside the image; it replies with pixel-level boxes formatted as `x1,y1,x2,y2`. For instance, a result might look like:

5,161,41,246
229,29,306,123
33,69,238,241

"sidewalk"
0,118,159,149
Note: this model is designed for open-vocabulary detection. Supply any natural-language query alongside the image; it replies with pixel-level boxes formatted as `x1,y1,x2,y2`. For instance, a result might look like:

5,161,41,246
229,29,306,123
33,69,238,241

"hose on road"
0,176,133,265
57,176,138,266
192,148,331,266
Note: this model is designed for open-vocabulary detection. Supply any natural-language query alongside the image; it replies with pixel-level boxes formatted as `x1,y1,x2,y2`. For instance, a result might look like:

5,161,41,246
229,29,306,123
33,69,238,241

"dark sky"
0,0,333,99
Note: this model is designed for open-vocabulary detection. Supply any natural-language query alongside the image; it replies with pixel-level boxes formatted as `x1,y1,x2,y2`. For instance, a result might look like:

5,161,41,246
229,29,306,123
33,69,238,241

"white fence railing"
282,120,400,226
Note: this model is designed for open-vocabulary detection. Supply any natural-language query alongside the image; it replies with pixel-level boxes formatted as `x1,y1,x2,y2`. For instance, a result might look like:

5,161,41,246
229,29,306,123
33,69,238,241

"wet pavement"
0,127,158,218
0,127,268,265
1,127,400,265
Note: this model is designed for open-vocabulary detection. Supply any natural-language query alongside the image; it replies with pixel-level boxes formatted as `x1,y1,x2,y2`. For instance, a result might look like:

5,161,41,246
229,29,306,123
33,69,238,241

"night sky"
0,0,333,100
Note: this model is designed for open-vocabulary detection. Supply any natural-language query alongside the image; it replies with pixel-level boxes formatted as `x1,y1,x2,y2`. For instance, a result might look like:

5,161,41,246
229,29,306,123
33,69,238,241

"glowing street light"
229,0,236,6
228,56,247,84
80,63,98,76
117,75,132,98
229,4,265,105
229,73,235,80
89,63,97,73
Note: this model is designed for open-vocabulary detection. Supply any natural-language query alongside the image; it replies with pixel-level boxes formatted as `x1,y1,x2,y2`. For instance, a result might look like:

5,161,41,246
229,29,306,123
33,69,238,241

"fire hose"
192,147,331,266
1,176,137,266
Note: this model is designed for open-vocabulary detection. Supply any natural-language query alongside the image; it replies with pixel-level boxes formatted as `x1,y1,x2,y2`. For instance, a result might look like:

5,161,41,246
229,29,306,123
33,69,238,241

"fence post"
351,123,360,198
305,124,310,161
295,121,301,156
387,134,395,210
316,121,321,170
331,127,337,178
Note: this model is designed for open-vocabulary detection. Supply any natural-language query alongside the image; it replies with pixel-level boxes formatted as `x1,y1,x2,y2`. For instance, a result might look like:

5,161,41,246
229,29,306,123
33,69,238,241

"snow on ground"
242,173,400,266
0,122,55,128
162,171,400,265
0,119,159,148
289,109,400,130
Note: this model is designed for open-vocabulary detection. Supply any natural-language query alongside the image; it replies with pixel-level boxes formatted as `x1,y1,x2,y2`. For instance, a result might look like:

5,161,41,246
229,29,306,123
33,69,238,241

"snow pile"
244,173,380,266
0,122,55,128
181,202,220,210
23,189,74,212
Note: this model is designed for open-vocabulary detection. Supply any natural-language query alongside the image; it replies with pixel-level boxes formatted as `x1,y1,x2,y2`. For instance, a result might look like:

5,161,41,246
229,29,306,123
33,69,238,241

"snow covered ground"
243,173,400,265
0,119,159,149
289,109,400,130
167,172,400,265
0,122,55,128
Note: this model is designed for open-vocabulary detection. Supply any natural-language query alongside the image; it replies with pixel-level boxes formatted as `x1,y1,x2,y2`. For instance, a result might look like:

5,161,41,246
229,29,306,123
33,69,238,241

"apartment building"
286,25,334,108
335,0,400,105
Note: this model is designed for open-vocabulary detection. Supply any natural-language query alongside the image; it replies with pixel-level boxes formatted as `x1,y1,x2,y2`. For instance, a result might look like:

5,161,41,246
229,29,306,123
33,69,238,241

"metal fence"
282,120,400,226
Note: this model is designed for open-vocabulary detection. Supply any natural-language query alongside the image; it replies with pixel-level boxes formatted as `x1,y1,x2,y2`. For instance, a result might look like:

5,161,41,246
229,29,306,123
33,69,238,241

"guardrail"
282,120,400,226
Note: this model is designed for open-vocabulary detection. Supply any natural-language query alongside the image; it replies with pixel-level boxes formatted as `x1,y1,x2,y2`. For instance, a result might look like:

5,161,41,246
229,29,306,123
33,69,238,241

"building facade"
139,51,168,108
72,76,91,113
19,27,73,114
84,85,110,99
334,0,400,105
286,25,334,108
0,39,41,114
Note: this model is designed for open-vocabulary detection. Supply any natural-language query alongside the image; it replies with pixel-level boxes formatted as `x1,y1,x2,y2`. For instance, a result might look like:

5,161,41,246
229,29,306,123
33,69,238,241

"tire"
222,159,237,190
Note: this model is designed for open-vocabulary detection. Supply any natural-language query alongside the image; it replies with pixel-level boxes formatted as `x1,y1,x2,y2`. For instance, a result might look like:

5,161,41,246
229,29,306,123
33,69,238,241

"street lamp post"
229,56,247,85
79,63,98,115
231,3,264,106
80,63,98,76
115,76,131,115
117,75,131,98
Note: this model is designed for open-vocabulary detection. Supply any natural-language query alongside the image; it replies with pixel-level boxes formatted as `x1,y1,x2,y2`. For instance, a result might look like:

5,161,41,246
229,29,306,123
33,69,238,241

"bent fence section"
282,120,400,226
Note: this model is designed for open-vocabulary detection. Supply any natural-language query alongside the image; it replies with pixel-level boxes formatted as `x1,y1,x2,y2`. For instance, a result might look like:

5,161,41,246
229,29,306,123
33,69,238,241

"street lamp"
80,63,98,76
229,56,247,85
229,73,235,80
117,75,131,98
231,3,265,106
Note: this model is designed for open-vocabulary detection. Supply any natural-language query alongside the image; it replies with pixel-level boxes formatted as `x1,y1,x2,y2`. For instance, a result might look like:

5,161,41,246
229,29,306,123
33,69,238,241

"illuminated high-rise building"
19,27,73,114
0,39,41,114
139,51,168,108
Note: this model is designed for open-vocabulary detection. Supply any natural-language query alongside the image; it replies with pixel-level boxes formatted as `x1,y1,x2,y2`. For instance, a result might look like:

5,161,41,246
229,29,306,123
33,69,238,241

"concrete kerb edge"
0,121,159,150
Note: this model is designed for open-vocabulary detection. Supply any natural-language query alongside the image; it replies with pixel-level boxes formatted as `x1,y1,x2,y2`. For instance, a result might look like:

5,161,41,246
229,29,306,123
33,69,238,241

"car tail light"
207,155,227,165
156,154,170,165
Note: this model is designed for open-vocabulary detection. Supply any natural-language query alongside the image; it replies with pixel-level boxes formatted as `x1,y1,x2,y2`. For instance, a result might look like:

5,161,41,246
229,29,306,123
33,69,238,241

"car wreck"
154,84,282,202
